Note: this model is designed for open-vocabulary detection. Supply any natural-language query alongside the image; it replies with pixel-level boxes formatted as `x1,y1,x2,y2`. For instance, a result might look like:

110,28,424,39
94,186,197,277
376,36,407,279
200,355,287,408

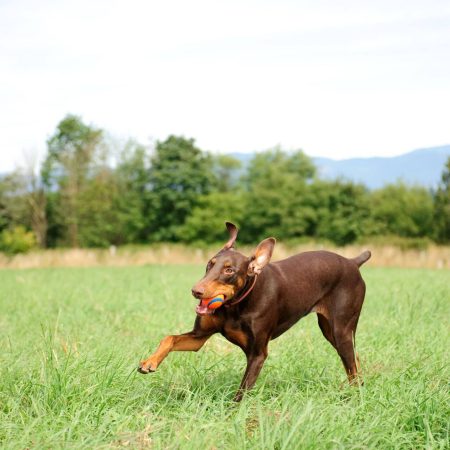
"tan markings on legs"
139,333,210,373
347,352,363,385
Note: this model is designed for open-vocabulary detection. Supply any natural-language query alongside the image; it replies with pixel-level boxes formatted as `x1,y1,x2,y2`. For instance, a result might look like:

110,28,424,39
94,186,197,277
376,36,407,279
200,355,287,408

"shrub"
0,226,36,255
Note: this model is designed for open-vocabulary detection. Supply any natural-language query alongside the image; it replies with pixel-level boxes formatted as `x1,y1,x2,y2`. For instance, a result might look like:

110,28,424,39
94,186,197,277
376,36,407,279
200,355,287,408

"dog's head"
191,222,276,315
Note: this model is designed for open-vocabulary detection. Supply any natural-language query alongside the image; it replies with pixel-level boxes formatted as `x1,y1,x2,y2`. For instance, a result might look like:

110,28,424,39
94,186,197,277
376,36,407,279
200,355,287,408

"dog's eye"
224,267,234,275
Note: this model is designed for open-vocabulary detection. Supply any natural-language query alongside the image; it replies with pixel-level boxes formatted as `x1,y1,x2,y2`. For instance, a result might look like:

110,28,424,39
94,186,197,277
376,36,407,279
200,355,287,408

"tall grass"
0,265,449,448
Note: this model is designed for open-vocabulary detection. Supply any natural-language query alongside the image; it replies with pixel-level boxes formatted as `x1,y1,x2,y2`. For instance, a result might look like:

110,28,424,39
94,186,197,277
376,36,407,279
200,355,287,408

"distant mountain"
313,146,450,189
230,146,450,189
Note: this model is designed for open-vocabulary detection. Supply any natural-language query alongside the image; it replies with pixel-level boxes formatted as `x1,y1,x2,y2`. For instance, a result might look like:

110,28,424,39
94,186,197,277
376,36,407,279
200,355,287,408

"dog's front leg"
233,346,268,402
138,332,212,374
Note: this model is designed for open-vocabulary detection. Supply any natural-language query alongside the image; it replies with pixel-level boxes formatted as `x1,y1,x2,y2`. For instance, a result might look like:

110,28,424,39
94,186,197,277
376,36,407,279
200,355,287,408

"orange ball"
204,294,225,310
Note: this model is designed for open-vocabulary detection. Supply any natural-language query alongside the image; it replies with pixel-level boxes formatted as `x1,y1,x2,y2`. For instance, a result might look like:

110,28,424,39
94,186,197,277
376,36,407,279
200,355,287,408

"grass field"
0,264,449,449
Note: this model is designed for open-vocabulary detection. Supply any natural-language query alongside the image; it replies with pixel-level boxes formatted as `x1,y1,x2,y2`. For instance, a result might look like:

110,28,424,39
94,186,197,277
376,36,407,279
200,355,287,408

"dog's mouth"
195,295,227,316
195,301,213,315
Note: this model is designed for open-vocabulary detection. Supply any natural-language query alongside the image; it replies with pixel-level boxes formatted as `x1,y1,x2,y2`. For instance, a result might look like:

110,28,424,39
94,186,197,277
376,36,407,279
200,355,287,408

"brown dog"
138,222,370,401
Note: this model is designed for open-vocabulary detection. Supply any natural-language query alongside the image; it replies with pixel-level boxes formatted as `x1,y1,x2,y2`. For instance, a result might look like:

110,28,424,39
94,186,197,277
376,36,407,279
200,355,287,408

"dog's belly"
269,290,322,340
271,311,308,340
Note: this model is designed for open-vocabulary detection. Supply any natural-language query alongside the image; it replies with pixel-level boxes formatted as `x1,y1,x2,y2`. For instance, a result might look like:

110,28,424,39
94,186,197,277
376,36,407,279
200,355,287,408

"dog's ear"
222,222,239,250
248,238,276,275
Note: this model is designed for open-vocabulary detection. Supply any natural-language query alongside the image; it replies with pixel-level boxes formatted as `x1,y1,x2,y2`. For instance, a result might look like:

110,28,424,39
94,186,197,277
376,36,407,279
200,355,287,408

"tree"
212,154,242,192
21,150,47,247
42,114,103,247
434,157,450,243
147,136,214,241
311,180,371,245
0,164,45,251
369,183,434,238
64,137,150,248
179,191,245,243
76,166,118,247
0,172,28,233
111,140,150,244
240,147,316,242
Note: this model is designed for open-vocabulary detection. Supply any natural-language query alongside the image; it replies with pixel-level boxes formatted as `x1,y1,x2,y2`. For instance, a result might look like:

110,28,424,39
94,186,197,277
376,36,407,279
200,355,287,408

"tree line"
1,114,449,254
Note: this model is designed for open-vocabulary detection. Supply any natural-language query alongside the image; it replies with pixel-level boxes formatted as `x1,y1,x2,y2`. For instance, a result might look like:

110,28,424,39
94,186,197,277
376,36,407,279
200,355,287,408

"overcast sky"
1,0,449,171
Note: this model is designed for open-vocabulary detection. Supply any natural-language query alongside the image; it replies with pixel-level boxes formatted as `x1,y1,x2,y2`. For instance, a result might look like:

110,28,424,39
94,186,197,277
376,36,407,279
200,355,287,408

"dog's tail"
353,250,371,267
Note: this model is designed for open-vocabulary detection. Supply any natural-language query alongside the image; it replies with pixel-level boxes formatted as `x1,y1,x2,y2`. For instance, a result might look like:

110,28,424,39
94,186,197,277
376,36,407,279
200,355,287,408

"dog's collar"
225,274,258,308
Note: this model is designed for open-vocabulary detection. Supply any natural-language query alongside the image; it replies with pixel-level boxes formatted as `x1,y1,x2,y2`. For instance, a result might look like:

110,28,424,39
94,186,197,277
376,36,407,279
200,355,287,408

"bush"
0,226,36,255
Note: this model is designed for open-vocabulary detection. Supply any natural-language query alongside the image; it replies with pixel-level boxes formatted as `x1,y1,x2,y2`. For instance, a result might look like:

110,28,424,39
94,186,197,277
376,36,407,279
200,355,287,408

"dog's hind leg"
331,283,365,384
333,325,360,383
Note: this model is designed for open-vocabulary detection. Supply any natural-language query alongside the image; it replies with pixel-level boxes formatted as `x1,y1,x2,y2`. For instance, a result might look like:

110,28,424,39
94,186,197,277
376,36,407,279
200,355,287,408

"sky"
1,0,449,172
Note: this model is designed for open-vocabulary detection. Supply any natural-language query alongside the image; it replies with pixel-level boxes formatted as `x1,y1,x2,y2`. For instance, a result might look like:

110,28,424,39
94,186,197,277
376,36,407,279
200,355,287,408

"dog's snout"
191,285,205,298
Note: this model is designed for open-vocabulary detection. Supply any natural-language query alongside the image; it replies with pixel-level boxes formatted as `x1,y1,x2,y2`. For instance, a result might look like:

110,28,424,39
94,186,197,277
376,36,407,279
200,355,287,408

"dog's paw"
137,361,157,374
